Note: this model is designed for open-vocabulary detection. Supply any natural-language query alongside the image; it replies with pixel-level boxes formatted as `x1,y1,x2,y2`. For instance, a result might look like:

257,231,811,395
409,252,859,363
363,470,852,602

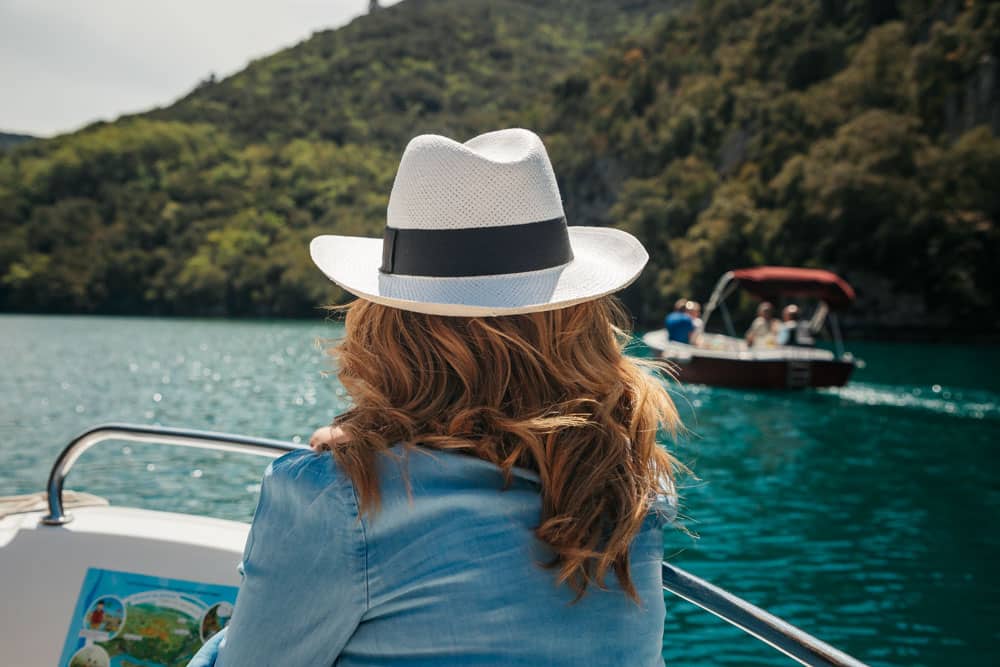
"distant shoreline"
2,310,997,344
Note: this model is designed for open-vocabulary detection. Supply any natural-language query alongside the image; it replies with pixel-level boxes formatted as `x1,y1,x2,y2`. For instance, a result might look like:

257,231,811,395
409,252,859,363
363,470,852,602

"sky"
0,0,402,137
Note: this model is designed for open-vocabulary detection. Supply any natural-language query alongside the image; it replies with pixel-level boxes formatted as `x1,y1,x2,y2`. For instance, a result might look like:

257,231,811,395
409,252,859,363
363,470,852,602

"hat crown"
386,128,565,231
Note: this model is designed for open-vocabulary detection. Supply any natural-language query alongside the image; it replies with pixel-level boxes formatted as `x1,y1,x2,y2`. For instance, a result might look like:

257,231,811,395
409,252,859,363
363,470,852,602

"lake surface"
1,314,997,666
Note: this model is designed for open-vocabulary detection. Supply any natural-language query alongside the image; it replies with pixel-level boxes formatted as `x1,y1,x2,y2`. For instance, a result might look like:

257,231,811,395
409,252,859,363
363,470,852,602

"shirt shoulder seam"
343,472,370,610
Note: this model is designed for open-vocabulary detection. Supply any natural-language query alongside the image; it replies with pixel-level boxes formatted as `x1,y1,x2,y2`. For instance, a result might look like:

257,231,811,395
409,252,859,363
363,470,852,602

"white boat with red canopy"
0,424,868,666
644,267,857,389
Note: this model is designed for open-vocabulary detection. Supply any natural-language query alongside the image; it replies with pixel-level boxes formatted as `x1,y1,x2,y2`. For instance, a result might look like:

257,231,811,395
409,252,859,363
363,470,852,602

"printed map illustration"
60,568,238,667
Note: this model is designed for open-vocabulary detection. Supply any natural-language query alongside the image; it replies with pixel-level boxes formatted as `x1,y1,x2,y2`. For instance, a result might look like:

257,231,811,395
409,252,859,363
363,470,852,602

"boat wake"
822,382,1000,421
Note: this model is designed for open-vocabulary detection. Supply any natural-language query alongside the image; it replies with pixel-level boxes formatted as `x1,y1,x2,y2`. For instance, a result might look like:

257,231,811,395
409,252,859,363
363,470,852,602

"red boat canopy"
730,267,855,309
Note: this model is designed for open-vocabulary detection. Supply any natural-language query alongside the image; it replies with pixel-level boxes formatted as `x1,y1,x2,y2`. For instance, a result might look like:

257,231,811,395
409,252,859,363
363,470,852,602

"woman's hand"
309,425,348,451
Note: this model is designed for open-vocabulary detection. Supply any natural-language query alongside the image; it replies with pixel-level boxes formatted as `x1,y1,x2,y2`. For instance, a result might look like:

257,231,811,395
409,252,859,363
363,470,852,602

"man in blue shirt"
665,298,694,344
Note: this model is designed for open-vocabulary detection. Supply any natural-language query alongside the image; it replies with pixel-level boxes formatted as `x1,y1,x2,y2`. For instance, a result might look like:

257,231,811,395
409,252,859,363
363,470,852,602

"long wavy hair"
324,296,680,601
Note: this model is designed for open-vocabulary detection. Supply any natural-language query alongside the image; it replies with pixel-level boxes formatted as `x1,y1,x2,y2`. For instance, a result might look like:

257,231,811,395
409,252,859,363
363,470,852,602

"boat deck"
643,330,837,362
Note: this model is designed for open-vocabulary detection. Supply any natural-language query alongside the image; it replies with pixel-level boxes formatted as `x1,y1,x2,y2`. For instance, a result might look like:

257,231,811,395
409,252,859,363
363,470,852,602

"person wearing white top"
745,301,779,348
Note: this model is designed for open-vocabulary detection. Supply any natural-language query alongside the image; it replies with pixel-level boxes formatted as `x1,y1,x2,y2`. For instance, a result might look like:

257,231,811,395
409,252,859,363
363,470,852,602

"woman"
745,301,779,348
189,129,681,666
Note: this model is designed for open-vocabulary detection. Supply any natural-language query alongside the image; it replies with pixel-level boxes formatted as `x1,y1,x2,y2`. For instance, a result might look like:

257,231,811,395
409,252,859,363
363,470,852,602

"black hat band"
380,217,573,277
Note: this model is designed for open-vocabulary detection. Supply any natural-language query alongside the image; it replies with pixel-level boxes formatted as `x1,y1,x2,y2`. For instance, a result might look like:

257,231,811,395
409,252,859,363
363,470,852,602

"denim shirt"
188,446,670,666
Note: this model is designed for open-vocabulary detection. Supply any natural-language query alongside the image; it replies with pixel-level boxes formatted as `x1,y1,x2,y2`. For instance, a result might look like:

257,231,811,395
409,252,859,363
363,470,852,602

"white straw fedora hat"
309,128,648,316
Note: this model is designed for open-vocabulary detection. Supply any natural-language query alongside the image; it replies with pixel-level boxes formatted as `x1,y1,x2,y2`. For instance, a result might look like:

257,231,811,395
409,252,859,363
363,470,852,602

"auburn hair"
325,296,680,601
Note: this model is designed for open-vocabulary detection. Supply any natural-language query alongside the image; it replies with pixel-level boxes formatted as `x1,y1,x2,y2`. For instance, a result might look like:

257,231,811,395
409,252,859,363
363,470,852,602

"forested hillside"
157,0,668,148
546,0,1000,331
1,0,997,333
0,0,665,317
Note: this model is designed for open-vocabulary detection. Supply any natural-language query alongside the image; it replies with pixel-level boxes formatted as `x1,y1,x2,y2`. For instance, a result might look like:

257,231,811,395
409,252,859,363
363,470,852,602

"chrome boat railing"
661,563,867,667
39,424,869,666
41,423,303,526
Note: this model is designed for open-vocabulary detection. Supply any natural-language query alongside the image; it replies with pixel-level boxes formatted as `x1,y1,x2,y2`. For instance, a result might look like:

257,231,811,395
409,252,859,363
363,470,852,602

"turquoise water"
1,314,997,666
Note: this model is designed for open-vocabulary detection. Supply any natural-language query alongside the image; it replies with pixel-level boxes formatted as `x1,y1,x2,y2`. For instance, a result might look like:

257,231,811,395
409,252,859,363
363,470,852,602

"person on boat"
777,304,800,346
686,300,704,347
745,301,778,348
188,129,680,667
665,298,695,344
777,304,814,347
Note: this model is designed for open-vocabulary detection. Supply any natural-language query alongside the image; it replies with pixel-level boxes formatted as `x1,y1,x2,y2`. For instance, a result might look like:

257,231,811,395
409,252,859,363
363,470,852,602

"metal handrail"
40,424,869,665
701,270,736,333
41,423,304,525
662,563,868,667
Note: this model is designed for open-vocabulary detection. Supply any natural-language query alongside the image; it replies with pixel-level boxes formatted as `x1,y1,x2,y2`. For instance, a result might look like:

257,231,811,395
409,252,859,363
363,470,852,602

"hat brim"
309,226,648,316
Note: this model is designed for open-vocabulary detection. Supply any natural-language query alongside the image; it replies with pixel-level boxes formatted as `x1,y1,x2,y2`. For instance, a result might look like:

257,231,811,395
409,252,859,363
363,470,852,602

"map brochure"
58,567,239,667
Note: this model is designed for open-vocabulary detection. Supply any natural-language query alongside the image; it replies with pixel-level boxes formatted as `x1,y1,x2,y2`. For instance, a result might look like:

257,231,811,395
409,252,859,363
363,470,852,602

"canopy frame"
702,267,854,345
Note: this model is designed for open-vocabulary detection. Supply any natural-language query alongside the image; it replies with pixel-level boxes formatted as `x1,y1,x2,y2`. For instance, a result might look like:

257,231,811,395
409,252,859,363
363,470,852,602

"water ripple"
825,382,1000,420
1,317,998,666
